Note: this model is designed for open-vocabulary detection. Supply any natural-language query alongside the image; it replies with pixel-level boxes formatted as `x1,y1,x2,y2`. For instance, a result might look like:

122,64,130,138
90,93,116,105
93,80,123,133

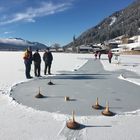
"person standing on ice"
23,46,33,79
108,50,113,63
32,49,41,77
98,51,101,59
43,48,53,75
94,51,98,60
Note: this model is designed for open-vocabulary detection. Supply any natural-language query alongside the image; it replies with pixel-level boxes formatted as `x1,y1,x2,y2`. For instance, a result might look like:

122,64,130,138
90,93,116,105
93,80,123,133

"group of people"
23,47,53,79
94,51,101,59
94,50,113,63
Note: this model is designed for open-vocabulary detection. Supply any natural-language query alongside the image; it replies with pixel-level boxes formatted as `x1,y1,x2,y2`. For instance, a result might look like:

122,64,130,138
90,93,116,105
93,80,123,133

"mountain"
64,0,140,48
0,38,47,51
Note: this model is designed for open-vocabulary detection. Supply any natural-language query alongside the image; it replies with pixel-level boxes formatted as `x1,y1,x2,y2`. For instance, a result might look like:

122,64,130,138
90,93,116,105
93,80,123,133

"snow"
109,16,117,26
0,51,140,140
100,55,140,86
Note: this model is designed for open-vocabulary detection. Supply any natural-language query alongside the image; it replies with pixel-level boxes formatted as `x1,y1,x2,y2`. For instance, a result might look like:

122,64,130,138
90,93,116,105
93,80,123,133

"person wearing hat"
32,49,41,77
23,47,33,79
43,48,53,75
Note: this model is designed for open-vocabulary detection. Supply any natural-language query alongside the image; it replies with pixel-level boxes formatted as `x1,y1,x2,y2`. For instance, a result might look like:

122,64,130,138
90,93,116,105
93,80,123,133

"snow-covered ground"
0,51,140,140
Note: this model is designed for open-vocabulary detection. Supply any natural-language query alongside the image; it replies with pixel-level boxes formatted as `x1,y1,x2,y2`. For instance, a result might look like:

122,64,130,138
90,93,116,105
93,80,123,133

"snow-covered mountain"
0,38,47,51
65,0,140,48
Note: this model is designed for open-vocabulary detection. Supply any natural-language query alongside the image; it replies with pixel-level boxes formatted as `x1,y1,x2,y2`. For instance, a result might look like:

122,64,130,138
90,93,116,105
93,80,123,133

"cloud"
0,38,29,46
0,1,73,25
3,31,14,34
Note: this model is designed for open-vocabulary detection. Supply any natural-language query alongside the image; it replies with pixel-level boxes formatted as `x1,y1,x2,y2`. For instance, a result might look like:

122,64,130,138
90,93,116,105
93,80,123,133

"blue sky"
0,0,135,46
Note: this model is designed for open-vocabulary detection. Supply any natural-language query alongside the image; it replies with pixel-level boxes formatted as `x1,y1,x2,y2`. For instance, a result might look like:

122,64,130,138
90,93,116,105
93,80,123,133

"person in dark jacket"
43,48,53,75
108,50,113,63
33,49,41,77
98,51,101,59
94,51,98,59
23,47,33,79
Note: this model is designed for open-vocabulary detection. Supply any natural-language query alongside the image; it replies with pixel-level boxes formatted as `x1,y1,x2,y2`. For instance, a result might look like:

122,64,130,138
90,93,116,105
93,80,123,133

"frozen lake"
10,59,140,116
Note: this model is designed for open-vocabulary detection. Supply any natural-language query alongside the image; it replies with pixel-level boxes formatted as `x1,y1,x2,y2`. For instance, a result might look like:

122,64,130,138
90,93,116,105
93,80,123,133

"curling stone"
101,102,115,116
48,80,54,85
92,97,103,110
35,87,45,98
64,96,70,101
66,110,80,129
